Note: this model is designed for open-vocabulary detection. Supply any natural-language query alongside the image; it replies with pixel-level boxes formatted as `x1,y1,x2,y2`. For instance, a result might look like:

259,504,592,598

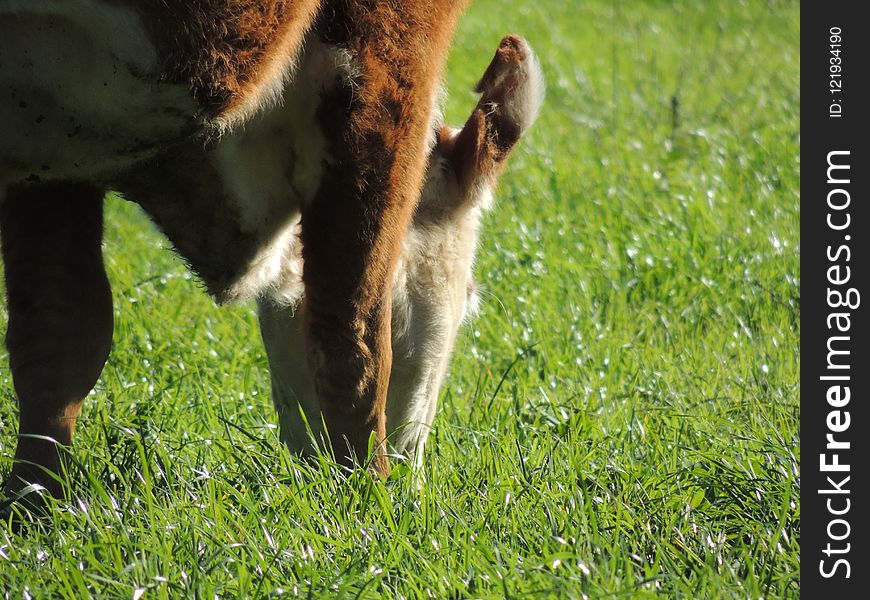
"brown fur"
301,1,468,472
126,0,322,119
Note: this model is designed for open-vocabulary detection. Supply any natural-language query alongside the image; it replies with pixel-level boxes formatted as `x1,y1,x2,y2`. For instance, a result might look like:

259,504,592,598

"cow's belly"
0,2,197,187
119,40,346,304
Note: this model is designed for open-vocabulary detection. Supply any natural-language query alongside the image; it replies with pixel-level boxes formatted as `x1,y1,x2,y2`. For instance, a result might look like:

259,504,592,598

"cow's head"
258,35,544,468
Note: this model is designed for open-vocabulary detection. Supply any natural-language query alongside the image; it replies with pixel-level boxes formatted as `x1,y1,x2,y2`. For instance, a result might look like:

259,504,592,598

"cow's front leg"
1,182,113,500
300,7,463,475
300,153,407,476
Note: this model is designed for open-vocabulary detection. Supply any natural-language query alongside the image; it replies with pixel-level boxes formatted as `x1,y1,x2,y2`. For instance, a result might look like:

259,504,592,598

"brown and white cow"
0,1,541,501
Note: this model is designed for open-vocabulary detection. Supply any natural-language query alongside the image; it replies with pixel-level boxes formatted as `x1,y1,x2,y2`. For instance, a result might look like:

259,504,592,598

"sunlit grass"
1,1,799,596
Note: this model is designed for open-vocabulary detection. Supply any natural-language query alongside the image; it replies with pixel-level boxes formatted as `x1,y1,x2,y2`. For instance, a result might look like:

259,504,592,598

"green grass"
1,0,799,596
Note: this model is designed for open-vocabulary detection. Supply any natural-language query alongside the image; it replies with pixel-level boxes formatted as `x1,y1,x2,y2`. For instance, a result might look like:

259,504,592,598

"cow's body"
0,0,542,503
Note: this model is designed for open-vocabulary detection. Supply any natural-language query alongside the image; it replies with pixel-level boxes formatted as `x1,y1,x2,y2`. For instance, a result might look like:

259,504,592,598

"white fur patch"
0,1,195,185
224,218,306,304
503,49,545,134
210,42,361,302
257,300,324,455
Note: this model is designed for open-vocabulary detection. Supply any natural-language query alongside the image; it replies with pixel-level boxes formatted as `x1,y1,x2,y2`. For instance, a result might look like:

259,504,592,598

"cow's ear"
448,35,544,201
448,107,491,193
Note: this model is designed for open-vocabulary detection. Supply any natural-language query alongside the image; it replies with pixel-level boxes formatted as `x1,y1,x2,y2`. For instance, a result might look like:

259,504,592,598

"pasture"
1,0,800,596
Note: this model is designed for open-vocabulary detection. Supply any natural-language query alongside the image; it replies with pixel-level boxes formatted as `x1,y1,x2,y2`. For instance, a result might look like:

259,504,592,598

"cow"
0,0,541,503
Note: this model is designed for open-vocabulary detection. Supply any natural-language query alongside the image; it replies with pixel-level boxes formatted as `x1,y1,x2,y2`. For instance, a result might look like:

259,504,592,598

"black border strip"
802,4,870,595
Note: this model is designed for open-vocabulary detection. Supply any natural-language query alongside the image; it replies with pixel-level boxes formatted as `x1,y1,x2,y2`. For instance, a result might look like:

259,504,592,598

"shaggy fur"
129,0,323,131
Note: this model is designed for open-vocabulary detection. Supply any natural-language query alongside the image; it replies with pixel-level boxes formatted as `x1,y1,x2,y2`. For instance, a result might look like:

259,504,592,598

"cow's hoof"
1,482,53,531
